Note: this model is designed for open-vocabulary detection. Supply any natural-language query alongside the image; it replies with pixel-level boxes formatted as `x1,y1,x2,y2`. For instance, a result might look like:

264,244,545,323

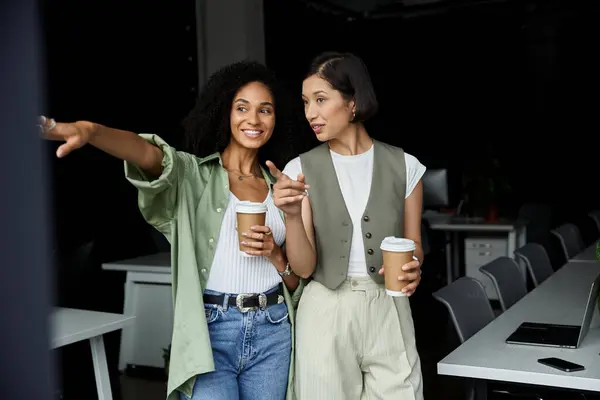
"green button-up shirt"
124,134,303,400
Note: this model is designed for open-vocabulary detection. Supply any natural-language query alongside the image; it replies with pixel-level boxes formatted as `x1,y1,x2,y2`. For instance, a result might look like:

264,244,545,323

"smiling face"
301,74,355,142
229,81,275,149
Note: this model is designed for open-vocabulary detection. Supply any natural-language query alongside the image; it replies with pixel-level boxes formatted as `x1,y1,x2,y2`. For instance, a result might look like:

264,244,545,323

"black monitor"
422,168,449,208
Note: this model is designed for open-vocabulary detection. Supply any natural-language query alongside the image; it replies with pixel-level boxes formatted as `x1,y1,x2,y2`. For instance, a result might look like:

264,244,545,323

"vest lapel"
361,140,379,221
318,144,353,229
360,140,385,283
300,143,354,288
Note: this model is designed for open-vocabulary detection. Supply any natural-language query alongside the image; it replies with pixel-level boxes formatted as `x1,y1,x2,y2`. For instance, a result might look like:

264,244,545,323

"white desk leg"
119,274,134,372
90,335,113,400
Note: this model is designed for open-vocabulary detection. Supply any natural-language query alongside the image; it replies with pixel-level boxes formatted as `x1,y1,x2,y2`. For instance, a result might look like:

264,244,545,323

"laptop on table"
506,273,600,349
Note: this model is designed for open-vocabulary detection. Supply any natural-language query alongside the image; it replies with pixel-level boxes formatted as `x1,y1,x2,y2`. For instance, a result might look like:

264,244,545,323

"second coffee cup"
380,236,416,297
236,201,268,256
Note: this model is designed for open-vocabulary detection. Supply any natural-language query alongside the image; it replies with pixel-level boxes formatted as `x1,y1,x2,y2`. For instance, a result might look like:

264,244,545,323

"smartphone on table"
538,357,585,372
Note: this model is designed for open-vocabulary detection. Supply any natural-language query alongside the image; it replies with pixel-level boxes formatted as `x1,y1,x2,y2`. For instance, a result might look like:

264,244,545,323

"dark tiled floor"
121,376,166,400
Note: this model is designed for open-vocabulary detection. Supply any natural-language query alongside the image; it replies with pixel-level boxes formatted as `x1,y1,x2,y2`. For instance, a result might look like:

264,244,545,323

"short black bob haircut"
182,60,298,169
306,52,379,122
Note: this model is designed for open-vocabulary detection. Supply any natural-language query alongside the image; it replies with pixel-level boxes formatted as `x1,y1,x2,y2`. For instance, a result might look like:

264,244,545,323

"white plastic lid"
380,236,416,252
235,201,267,214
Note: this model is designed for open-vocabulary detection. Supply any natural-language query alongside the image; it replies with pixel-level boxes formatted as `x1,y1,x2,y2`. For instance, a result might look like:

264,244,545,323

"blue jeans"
180,286,291,400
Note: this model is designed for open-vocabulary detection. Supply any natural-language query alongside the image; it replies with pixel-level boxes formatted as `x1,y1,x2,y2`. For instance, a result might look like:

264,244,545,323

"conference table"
437,258,600,398
50,307,135,400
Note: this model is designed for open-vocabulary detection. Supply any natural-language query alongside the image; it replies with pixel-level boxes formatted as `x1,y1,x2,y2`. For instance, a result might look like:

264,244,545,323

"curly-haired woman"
40,60,306,400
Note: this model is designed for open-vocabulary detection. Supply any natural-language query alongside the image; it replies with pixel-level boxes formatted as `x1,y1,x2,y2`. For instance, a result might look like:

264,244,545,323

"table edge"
437,362,600,392
51,316,135,349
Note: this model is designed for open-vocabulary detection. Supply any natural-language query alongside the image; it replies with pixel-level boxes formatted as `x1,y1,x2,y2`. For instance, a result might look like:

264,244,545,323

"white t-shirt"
282,145,426,276
205,190,285,293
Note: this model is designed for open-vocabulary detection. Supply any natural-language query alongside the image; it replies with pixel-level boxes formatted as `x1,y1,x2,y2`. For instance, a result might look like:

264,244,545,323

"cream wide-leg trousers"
294,277,423,400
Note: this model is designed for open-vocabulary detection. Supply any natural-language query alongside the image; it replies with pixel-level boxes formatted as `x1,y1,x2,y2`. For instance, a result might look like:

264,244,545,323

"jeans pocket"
266,302,289,324
204,306,220,324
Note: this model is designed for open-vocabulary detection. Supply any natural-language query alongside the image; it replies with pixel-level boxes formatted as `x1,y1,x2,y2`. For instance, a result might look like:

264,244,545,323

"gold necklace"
225,168,261,181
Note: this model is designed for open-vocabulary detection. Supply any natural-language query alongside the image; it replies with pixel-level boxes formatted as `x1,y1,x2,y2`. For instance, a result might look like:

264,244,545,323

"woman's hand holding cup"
378,237,422,297
241,225,282,263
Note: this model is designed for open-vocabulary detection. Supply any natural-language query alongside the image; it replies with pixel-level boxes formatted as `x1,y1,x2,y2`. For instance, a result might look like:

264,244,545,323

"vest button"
365,232,372,239
342,221,349,226
363,215,370,222
369,266,376,273
367,249,374,255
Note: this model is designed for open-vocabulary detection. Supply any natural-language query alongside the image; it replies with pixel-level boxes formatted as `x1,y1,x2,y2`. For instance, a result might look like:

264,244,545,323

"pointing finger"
40,121,71,141
38,115,57,136
265,160,285,179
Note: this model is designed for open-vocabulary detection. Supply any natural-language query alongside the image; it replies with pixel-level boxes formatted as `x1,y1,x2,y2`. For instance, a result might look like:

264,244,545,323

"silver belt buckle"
236,293,267,312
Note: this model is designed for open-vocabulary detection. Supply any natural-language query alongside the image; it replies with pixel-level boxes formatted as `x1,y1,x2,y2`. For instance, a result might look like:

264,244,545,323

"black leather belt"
203,285,284,312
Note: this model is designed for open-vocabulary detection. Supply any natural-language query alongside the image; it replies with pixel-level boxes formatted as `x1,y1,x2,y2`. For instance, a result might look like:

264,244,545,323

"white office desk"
102,251,171,274
571,240,599,263
51,307,135,400
438,261,600,395
427,216,527,285
102,252,172,371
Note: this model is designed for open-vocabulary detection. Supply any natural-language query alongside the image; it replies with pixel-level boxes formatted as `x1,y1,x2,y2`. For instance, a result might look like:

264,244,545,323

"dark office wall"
41,0,197,261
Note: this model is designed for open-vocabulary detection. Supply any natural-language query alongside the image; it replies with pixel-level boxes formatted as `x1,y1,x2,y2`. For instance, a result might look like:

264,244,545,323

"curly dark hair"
182,60,303,169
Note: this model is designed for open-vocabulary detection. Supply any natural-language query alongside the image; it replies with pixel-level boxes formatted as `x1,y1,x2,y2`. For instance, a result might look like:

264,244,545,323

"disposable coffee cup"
380,237,416,297
236,201,268,256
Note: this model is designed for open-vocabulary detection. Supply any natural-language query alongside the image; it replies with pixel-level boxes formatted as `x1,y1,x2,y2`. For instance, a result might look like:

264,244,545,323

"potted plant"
461,157,512,221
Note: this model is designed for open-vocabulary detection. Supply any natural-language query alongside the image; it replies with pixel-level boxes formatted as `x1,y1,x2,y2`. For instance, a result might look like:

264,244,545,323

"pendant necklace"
225,168,259,181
